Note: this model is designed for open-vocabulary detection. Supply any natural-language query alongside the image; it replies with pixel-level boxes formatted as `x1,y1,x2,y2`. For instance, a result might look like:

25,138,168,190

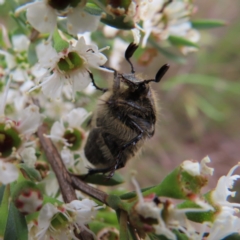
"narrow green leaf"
191,19,226,29
4,202,28,240
177,200,215,223
196,95,225,121
81,172,124,186
96,210,118,225
27,42,38,66
120,186,153,200
19,164,42,182
119,211,129,240
149,39,186,64
0,185,10,238
162,74,240,95
101,15,135,30
168,35,199,48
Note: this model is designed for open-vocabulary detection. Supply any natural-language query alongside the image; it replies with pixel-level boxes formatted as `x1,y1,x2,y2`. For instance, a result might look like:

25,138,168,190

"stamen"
227,162,240,178
131,174,144,204
99,46,110,52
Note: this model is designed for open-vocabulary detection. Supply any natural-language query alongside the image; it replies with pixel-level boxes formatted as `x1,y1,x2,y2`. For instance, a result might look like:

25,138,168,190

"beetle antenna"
144,64,170,84
125,42,138,74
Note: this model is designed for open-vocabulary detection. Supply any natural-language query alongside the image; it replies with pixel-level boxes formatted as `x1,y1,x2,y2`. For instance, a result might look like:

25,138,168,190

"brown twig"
37,124,108,239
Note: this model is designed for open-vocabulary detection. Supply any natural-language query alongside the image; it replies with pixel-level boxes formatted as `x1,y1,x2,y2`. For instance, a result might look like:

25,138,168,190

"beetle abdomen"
84,127,142,168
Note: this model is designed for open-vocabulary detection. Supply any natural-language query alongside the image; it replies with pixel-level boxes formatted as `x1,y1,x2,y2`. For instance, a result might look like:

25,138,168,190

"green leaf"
119,186,153,200
195,95,225,121
4,202,28,240
53,29,69,53
177,200,215,223
142,168,188,199
27,42,38,66
82,172,124,186
101,14,135,30
149,39,186,64
168,35,199,48
85,3,103,15
0,185,10,238
19,164,42,182
96,210,118,225
191,19,226,29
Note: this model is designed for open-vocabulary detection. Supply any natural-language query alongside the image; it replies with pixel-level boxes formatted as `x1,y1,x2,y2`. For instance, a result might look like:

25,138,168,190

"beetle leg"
88,71,108,92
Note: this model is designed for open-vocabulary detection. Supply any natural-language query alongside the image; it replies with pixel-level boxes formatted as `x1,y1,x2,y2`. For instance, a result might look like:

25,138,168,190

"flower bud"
12,180,43,215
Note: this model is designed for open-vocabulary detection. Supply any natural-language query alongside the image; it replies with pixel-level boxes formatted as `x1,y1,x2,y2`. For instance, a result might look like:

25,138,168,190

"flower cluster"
130,158,240,240
28,199,103,240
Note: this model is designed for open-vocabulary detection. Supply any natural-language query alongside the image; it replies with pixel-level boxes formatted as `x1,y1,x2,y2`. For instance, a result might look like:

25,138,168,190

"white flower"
16,0,101,35
30,37,109,99
137,0,200,49
49,107,90,148
47,108,90,170
36,200,103,240
211,163,240,208
0,79,42,161
207,207,240,240
206,163,240,240
0,34,30,82
0,161,19,184
16,105,42,137
65,107,90,128
131,175,214,240
132,177,177,240
44,99,75,119
66,199,102,224
61,148,75,168
181,156,214,176
20,147,37,168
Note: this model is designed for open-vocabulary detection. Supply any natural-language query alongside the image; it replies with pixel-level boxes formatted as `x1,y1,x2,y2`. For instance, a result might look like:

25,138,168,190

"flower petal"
72,70,91,94
65,108,90,128
67,7,100,35
26,2,57,33
0,161,19,184
42,72,65,99
17,104,42,136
